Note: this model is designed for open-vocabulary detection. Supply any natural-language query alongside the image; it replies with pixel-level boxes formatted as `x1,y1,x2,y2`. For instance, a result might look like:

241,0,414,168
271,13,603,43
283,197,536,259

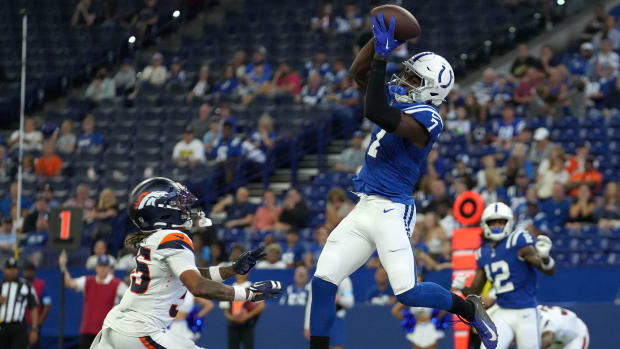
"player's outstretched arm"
518,245,556,276
181,270,282,302
458,268,487,297
349,38,374,91
541,331,555,349
198,246,266,282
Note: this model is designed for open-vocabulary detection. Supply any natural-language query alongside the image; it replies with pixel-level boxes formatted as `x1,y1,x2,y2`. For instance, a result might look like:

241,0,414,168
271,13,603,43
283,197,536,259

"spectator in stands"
212,187,256,229
480,167,508,204
472,68,497,106
63,184,96,218
85,67,116,101
592,15,620,51
276,188,309,230
0,181,32,218
510,44,542,78
191,104,213,140
76,114,103,153
280,266,310,306
567,42,594,77
40,183,60,209
446,105,472,136
131,0,160,41
7,117,43,152
421,212,451,261
496,103,525,141
504,143,533,186
261,61,302,96
282,231,305,268
23,196,48,234
247,113,277,155
327,76,361,132
566,142,589,175
56,120,76,155
0,146,13,180
60,252,126,349
166,57,186,85
70,0,97,27
187,65,211,101
208,240,228,267
423,179,451,214
213,64,239,95
540,44,561,74
85,240,117,269
567,184,596,228
311,2,336,34
85,188,119,242
242,63,271,105
245,46,272,80
335,2,362,33
304,227,329,268
202,118,220,154
222,272,265,349
513,67,545,105
252,190,281,231
546,67,568,104
298,72,328,106
537,154,569,201
334,131,365,173
448,154,475,189
324,188,353,231
424,148,447,181
304,50,332,79
595,182,620,228
139,52,167,87
232,50,247,79
366,267,395,305
255,243,286,269
568,156,603,196
35,140,62,178
595,39,620,72
330,59,349,85
210,122,242,183
507,168,529,209
172,126,206,166
113,59,137,95
528,127,552,166
0,217,16,252
218,104,238,133
603,75,620,115
22,154,37,181
23,214,49,252
540,183,571,231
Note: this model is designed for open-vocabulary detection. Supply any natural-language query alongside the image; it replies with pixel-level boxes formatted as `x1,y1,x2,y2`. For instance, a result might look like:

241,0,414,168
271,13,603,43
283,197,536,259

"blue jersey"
353,101,443,206
476,230,538,309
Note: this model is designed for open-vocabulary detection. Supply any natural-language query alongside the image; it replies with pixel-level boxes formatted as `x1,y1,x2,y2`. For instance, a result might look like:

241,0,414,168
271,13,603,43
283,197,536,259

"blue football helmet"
128,177,206,232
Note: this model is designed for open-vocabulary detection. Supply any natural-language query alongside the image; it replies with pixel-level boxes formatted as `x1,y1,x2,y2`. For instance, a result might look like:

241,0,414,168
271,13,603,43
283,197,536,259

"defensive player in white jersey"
453,202,556,349
538,305,589,349
90,177,282,349
309,14,497,349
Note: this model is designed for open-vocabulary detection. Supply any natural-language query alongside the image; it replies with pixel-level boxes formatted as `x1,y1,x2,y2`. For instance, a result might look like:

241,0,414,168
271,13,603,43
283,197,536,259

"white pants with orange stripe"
90,327,203,349
563,319,589,349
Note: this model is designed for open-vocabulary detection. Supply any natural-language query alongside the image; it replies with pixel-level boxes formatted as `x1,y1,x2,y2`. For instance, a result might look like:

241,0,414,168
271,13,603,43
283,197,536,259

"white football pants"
482,305,540,349
315,194,417,295
563,319,589,349
90,326,203,349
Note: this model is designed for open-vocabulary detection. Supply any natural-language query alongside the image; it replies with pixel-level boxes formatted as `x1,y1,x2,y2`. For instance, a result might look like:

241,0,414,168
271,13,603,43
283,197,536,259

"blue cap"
353,131,364,138
97,255,111,266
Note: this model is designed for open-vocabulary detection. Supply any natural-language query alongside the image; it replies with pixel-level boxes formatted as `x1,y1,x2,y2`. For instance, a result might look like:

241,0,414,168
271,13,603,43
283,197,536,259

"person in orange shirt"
35,141,62,177
568,156,602,196
565,142,589,175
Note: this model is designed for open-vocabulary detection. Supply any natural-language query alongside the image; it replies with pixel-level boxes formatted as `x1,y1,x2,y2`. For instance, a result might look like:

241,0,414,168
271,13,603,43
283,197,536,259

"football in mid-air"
370,4,421,41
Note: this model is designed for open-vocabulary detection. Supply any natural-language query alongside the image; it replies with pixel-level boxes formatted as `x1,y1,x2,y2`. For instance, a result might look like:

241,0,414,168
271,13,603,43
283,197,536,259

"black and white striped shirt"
0,278,38,323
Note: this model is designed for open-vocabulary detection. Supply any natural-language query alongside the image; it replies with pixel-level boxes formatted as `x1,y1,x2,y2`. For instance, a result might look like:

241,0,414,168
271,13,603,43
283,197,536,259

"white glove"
451,273,468,290
535,235,552,258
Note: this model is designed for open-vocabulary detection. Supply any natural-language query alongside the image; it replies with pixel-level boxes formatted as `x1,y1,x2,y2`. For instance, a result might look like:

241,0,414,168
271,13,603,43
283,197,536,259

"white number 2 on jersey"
368,129,386,158
484,260,515,294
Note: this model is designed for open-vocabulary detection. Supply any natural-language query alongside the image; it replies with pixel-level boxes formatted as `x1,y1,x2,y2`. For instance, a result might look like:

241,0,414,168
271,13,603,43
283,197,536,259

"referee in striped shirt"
0,257,39,348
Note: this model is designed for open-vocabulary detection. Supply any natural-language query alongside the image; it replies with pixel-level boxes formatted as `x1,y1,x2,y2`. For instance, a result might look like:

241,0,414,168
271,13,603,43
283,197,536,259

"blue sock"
310,277,338,337
396,281,454,310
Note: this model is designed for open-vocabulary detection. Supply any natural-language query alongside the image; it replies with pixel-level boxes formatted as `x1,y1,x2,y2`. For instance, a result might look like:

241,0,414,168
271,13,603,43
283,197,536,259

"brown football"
370,5,421,41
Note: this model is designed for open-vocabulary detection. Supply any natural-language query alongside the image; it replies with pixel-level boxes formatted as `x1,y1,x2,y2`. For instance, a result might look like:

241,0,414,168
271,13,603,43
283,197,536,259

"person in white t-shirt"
172,126,206,166
7,118,43,152
140,52,167,86
255,243,287,269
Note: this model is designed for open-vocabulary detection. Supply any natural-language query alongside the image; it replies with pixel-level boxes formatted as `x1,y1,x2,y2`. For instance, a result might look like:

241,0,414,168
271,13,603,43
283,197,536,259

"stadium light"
557,0,565,5
173,10,180,18
128,36,136,44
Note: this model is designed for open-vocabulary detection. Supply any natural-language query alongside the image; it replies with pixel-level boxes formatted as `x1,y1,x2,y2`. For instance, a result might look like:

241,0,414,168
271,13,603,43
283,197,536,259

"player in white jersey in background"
538,305,589,349
168,292,213,342
305,277,354,349
90,177,282,349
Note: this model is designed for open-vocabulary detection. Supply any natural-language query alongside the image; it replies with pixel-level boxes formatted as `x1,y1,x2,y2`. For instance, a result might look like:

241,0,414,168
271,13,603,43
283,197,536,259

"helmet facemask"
389,65,426,104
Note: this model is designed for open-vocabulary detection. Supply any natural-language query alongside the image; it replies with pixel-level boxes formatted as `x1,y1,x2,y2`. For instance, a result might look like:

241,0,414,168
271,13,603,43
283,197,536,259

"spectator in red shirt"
257,61,302,96
24,262,51,349
35,140,63,177
252,189,282,231
59,252,127,349
568,156,603,196
513,67,544,105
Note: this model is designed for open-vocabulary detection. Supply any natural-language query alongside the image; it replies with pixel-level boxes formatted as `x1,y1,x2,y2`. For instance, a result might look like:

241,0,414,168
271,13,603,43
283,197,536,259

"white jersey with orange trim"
538,305,589,348
102,229,198,337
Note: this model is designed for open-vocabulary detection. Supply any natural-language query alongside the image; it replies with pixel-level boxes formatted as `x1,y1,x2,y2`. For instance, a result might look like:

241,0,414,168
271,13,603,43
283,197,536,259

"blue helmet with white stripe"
481,202,515,241
389,52,454,106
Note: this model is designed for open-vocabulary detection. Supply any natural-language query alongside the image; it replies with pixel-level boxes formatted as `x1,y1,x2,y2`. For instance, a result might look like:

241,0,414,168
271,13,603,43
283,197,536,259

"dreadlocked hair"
124,232,152,248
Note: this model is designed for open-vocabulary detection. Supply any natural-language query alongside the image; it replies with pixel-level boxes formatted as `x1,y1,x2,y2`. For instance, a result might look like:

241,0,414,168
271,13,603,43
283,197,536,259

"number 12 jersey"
103,229,199,336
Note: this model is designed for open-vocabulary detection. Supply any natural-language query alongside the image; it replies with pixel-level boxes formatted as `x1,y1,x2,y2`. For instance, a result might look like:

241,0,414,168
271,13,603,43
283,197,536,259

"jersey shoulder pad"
156,230,194,252
505,229,534,250
401,104,443,139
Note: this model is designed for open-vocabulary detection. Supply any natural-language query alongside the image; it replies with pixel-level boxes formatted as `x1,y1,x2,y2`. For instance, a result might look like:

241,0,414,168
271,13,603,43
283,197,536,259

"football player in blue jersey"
308,14,498,349
452,202,556,349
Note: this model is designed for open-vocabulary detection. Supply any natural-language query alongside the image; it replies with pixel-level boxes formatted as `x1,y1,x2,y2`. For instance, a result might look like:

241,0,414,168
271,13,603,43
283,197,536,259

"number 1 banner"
48,208,83,250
